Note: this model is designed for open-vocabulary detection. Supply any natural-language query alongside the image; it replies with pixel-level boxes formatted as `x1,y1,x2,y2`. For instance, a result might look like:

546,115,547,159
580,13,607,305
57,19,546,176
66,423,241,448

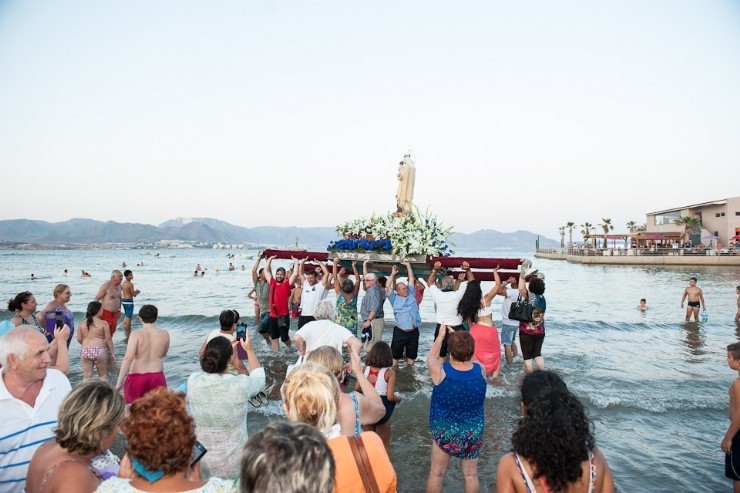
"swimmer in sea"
638,298,648,311
680,277,706,322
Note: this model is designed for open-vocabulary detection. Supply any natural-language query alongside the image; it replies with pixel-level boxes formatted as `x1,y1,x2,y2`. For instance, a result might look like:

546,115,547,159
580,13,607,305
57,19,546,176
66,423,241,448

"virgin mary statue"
395,152,416,214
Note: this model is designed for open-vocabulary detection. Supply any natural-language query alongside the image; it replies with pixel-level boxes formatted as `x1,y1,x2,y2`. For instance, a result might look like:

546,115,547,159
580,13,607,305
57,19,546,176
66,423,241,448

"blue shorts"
501,323,518,346
121,299,134,318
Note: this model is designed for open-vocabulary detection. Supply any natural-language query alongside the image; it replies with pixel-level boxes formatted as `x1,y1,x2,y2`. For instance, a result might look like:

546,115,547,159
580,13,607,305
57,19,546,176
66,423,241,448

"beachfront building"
645,195,740,251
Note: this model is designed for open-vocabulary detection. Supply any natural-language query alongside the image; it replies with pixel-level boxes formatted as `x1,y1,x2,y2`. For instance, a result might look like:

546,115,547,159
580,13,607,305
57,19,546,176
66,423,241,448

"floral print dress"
429,362,486,459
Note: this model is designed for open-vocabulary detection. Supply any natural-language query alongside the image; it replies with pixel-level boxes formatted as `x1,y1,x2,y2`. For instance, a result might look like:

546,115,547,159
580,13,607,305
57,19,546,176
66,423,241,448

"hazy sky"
2,1,739,239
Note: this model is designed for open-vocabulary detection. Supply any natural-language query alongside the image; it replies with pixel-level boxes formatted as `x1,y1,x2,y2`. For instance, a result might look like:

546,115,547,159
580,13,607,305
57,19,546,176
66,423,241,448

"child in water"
355,341,402,453
722,342,740,490
638,298,648,311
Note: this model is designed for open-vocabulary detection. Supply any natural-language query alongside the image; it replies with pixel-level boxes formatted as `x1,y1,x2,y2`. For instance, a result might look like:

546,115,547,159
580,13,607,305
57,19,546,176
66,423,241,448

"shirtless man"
121,269,141,341
722,342,740,491
95,270,123,336
114,304,170,404
680,277,706,322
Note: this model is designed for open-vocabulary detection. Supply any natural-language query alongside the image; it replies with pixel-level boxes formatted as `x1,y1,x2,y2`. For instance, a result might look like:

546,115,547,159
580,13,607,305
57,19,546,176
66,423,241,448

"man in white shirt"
297,258,330,329
499,276,520,364
294,301,362,357
0,326,72,493
426,261,473,357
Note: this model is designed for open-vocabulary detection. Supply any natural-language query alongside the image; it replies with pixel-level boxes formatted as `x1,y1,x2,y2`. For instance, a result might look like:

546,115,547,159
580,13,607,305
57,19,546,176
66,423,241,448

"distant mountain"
0,217,557,250
450,229,557,250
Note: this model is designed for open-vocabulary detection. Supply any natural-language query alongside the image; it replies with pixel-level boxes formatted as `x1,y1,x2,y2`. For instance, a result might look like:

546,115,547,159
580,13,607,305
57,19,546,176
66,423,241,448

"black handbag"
509,295,534,322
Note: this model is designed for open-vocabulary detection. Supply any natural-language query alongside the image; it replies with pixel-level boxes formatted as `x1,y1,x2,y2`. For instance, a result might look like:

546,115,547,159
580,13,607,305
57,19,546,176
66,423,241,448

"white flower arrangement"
334,207,454,257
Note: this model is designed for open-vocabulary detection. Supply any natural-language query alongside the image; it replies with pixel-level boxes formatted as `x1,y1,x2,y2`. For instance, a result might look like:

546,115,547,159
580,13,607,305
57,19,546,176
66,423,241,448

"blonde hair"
281,363,340,434
305,346,344,379
53,284,70,298
55,381,125,455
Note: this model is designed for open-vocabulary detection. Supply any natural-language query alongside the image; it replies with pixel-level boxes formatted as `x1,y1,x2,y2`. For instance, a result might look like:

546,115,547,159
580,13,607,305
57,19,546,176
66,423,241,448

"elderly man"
297,258,330,329
427,261,473,358
0,326,71,492
95,269,124,336
360,260,385,350
293,301,362,357
386,261,422,367
265,256,299,353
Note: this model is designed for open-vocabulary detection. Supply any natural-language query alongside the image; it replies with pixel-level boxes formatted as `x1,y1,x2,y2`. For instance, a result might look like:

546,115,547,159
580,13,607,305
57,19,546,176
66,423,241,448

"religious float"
264,151,534,282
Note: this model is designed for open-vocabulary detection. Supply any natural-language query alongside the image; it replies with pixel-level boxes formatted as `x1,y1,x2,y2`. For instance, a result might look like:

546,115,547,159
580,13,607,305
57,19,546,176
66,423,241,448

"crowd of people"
0,254,621,493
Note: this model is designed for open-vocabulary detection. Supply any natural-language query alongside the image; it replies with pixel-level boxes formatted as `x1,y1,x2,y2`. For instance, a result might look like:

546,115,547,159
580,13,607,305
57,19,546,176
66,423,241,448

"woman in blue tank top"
426,325,486,493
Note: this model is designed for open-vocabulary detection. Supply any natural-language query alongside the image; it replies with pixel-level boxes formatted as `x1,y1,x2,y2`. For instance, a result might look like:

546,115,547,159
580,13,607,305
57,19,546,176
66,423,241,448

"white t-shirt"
205,328,235,344
428,282,467,326
501,287,520,326
294,319,353,354
0,369,72,493
299,282,328,317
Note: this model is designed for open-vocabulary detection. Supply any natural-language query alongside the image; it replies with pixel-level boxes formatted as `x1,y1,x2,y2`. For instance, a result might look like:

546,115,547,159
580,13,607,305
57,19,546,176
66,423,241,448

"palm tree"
673,216,701,244
559,226,565,248
626,220,638,234
566,221,575,247
580,222,593,246
598,218,614,249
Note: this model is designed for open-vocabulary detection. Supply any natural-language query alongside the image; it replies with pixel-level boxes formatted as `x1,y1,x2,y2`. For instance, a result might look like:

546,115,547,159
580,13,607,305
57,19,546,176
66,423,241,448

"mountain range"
0,217,558,250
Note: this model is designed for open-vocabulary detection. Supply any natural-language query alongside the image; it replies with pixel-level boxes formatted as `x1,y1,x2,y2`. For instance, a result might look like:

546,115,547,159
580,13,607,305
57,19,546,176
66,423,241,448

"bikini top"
476,300,493,318
513,452,595,493
364,366,389,396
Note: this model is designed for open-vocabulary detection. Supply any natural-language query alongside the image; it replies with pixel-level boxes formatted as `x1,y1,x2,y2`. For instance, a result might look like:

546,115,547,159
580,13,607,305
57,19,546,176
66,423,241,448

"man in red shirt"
264,256,299,352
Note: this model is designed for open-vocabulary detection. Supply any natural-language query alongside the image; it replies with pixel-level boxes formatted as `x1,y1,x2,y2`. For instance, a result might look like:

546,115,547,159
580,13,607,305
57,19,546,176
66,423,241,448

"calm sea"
2,248,739,492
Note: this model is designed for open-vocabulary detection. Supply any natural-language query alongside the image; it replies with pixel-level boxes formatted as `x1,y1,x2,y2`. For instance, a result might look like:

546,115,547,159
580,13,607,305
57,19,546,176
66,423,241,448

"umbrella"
702,235,720,239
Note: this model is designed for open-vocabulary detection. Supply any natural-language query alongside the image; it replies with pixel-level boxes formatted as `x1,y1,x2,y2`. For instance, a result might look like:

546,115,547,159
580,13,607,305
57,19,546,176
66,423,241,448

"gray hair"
313,301,335,321
364,273,377,282
0,326,35,371
440,276,455,290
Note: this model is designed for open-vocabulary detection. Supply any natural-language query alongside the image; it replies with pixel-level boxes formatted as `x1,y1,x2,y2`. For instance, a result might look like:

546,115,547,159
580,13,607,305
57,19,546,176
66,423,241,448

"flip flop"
248,396,261,408
256,391,269,406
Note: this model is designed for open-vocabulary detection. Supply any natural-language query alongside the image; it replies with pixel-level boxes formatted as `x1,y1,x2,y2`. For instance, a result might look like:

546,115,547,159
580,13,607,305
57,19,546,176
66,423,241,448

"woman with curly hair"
457,267,503,381
517,273,547,373
97,387,236,492
496,371,615,493
26,381,125,493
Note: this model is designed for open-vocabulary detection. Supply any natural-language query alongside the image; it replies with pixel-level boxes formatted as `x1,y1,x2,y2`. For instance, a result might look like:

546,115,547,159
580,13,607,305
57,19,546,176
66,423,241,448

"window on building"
655,211,681,225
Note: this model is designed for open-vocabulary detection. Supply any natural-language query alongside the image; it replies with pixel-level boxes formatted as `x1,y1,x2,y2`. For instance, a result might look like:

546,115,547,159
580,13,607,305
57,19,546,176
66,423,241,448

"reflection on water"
681,321,707,360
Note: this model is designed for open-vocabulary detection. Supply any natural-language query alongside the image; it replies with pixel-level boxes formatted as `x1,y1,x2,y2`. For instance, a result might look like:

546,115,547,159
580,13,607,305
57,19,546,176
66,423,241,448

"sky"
1,1,739,240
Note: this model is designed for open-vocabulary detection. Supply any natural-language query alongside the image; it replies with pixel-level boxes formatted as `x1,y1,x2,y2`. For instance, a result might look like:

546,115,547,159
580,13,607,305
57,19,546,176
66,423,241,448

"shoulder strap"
347,435,380,493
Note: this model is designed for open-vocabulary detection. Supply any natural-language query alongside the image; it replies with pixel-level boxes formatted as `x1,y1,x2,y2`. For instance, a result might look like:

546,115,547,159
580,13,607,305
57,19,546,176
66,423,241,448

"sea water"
2,248,739,492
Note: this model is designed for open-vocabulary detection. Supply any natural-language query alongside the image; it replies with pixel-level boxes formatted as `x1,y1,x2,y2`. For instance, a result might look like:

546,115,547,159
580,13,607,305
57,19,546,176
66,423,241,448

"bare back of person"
503,450,612,493
127,325,169,374
80,318,109,349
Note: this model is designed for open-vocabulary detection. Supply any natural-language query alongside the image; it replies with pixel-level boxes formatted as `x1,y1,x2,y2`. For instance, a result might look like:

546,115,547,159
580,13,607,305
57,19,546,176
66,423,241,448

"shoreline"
536,248,740,266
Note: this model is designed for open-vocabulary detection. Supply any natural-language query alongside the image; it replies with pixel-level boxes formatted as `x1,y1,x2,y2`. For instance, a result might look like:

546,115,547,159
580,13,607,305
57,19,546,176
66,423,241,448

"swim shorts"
101,310,120,336
123,371,167,405
688,301,700,308
501,323,519,346
121,298,134,318
391,327,419,361
81,346,106,361
726,431,740,480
